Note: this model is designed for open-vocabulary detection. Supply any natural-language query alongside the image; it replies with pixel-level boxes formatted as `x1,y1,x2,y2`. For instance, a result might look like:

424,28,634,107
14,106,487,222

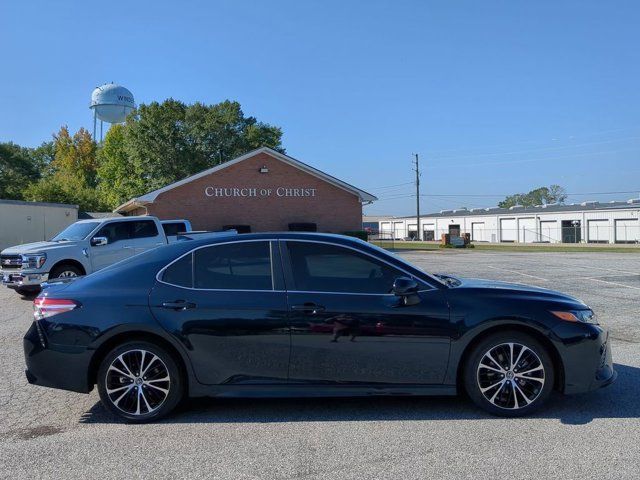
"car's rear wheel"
463,331,555,416
97,341,183,423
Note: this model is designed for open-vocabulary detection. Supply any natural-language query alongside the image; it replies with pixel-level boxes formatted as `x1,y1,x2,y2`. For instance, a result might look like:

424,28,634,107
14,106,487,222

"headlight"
21,253,47,269
551,309,598,324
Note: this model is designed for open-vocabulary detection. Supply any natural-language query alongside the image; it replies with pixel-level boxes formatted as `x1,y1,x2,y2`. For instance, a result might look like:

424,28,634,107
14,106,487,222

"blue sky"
1,1,639,216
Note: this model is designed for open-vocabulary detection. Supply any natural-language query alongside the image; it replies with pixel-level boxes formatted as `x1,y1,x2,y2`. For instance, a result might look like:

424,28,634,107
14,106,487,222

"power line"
375,190,640,201
424,145,640,170
428,135,640,162
420,126,640,157
363,181,414,190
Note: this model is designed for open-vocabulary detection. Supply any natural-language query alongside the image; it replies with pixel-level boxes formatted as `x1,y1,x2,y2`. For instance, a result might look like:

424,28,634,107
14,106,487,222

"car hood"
1,240,81,255
440,275,585,306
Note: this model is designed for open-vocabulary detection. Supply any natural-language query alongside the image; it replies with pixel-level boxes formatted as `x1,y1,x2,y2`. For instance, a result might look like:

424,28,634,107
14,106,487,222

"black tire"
14,286,41,297
97,341,183,423
49,263,83,280
463,331,555,417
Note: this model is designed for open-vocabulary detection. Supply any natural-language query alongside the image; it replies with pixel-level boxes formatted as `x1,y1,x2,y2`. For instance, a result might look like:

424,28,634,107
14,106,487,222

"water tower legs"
93,110,97,141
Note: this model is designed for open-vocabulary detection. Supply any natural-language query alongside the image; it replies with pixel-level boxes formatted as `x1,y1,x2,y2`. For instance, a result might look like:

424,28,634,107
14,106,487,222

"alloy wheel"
476,342,545,410
58,270,77,278
105,349,171,416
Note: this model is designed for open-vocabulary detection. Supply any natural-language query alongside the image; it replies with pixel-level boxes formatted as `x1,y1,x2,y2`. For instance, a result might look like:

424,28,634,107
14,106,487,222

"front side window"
95,221,131,244
286,241,403,294
194,242,272,290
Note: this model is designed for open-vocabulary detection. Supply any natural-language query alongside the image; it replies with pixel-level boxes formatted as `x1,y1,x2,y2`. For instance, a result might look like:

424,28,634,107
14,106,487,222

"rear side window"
162,222,187,236
194,242,272,290
162,253,193,288
131,220,159,238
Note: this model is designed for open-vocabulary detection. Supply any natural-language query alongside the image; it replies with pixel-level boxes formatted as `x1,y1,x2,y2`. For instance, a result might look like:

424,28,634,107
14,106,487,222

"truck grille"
0,255,22,269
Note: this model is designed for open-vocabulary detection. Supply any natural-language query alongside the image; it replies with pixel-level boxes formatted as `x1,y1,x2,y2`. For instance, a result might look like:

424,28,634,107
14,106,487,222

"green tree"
29,141,55,174
0,142,41,200
26,126,106,211
96,124,143,208
122,99,284,194
498,185,567,208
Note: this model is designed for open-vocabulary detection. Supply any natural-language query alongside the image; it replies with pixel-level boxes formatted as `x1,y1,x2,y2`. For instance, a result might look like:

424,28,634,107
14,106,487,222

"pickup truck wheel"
49,264,83,281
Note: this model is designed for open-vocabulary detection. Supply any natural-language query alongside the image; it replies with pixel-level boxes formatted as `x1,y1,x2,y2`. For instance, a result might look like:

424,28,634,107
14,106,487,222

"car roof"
183,231,364,248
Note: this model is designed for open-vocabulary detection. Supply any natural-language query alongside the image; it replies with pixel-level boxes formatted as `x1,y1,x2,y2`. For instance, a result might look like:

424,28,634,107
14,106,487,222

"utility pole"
413,153,421,240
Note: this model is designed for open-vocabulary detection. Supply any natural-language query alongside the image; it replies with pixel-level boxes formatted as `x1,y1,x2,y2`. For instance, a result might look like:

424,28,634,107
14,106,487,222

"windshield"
51,222,100,241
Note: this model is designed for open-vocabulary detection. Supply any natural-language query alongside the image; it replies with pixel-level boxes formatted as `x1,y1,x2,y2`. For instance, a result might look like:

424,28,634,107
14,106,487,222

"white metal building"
0,200,78,250
379,199,640,244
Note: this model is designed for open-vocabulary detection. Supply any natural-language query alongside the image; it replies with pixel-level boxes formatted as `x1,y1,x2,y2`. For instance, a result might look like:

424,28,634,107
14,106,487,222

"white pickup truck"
0,216,192,295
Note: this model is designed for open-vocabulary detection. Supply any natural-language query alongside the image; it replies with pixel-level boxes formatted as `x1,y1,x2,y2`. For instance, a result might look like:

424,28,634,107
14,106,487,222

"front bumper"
23,321,93,393
2,270,48,288
552,321,616,394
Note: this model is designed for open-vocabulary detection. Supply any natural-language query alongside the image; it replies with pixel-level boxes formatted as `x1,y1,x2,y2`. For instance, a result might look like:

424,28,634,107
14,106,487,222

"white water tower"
90,83,135,141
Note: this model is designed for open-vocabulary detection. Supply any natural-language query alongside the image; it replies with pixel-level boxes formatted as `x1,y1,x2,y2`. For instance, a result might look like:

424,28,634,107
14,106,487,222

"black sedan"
24,233,615,422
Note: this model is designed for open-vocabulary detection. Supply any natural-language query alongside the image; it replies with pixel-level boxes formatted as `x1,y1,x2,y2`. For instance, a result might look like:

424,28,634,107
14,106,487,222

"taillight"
33,297,80,320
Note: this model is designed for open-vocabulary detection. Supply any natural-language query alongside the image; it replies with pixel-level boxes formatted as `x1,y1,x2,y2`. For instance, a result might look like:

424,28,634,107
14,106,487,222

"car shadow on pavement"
79,363,640,426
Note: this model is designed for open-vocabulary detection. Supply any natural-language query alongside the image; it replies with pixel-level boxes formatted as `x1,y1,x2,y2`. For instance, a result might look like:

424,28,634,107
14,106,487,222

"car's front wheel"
49,263,83,280
464,331,555,416
97,341,183,423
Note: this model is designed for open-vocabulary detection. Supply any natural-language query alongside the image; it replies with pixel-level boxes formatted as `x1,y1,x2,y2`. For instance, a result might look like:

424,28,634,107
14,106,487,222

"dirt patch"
9,425,65,440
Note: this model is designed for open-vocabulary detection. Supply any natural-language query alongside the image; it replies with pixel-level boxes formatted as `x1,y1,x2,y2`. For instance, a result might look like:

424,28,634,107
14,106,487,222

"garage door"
393,222,405,240
540,220,558,243
615,219,640,244
518,218,536,243
471,222,486,242
423,223,435,241
380,222,392,239
500,218,517,242
588,220,608,243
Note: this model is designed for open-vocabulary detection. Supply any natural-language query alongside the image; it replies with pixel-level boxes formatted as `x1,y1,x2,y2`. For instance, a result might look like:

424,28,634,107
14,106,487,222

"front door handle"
291,303,326,314
161,300,196,310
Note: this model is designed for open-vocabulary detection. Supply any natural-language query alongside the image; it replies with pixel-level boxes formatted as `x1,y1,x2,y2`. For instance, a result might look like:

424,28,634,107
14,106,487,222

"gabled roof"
115,147,377,213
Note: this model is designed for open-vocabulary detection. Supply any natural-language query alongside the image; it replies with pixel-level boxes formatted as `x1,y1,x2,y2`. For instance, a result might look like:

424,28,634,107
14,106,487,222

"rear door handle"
291,303,326,314
161,300,196,310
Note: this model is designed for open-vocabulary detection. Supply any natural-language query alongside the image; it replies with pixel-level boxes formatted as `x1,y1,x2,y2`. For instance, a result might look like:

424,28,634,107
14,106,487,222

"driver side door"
283,240,452,385
90,221,136,271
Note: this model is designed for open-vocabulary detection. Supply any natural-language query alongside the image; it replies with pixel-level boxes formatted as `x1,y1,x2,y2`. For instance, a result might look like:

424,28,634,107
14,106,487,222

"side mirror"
392,277,419,296
91,236,108,247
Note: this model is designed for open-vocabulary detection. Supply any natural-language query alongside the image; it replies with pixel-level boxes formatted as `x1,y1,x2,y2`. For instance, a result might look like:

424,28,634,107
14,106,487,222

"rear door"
149,240,290,385
128,219,165,254
282,240,452,385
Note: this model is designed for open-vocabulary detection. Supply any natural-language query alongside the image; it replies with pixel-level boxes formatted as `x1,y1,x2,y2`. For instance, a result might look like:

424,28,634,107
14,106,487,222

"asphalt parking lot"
1,250,639,479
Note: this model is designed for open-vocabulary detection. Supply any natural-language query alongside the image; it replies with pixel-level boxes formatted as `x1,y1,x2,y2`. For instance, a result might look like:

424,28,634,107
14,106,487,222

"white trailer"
0,200,78,251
